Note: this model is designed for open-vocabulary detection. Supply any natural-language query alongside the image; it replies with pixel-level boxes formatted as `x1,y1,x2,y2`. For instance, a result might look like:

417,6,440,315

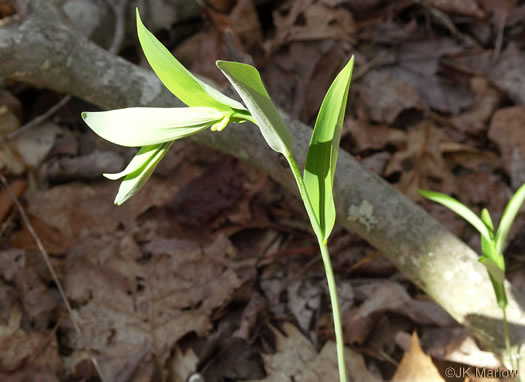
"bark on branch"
2,0,525,371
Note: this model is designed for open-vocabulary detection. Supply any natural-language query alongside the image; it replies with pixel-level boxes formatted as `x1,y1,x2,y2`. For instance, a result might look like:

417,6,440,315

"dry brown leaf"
359,70,422,124
263,40,347,121
0,105,24,175
273,0,356,46
345,118,406,152
352,281,454,327
425,0,485,18
488,106,525,188
491,43,525,105
392,332,445,382
62,233,241,379
287,280,322,332
250,323,381,382
21,176,179,243
385,121,457,198
451,77,502,135
0,305,62,372
229,0,263,51
14,122,60,169
10,213,76,254
169,346,200,382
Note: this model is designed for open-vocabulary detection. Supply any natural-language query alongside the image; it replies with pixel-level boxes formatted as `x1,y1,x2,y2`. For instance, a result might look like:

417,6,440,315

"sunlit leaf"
136,9,245,111
303,57,354,241
418,189,491,242
495,183,525,254
82,107,223,147
216,60,293,156
107,142,173,205
487,272,508,308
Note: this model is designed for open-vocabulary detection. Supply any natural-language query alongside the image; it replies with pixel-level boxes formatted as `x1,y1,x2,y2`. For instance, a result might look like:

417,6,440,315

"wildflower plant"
419,185,525,369
82,9,354,382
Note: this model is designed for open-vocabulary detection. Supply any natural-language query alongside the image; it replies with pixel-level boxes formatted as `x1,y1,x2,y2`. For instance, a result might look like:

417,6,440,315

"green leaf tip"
216,60,293,156
136,9,245,112
418,188,492,242
108,142,173,205
304,56,354,241
495,183,525,254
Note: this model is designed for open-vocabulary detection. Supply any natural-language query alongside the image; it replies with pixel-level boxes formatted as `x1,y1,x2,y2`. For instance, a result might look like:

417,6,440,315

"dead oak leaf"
273,0,356,46
392,332,445,382
250,323,381,382
385,121,457,199
62,234,242,379
488,105,525,188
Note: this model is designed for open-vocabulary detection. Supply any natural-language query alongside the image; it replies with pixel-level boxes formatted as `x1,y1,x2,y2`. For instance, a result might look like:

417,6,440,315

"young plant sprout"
82,9,354,382
419,185,525,370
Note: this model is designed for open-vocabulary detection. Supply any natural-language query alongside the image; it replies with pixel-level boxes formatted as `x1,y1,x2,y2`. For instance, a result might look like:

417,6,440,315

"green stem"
502,307,515,371
286,154,347,382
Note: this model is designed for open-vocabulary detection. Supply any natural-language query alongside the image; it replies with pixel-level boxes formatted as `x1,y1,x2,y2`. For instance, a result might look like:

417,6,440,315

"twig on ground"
0,175,108,382
0,95,70,144
106,0,128,55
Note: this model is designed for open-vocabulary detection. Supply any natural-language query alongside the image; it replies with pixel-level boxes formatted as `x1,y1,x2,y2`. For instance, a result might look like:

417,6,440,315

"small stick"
0,175,108,382
0,95,70,144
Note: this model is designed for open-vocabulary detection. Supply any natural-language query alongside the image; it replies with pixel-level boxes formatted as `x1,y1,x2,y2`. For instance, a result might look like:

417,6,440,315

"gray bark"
2,0,525,372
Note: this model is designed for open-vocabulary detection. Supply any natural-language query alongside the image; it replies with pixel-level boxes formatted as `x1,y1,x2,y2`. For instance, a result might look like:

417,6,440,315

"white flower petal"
82,107,223,147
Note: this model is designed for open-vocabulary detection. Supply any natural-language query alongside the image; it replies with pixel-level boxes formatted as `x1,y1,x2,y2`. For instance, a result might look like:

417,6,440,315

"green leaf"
495,183,525,254
136,9,245,111
82,107,223,147
303,57,354,241
479,255,505,284
418,189,491,242
488,272,508,308
216,60,293,156
105,142,173,205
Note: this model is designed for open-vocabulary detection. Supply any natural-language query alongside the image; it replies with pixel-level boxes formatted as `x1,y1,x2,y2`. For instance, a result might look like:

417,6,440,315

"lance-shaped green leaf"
303,57,354,241
216,60,293,156
495,183,525,255
479,209,506,284
418,189,491,242
82,107,224,147
136,10,245,112
105,142,173,205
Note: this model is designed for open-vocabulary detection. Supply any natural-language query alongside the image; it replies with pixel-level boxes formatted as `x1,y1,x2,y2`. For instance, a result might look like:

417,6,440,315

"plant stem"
319,239,347,382
285,154,347,382
502,307,515,371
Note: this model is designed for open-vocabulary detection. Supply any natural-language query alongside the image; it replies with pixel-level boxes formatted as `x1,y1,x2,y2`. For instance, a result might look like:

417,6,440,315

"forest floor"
1,0,525,381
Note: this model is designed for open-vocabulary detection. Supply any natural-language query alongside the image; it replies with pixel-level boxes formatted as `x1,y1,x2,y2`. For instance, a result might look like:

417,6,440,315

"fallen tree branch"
2,0,525,373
